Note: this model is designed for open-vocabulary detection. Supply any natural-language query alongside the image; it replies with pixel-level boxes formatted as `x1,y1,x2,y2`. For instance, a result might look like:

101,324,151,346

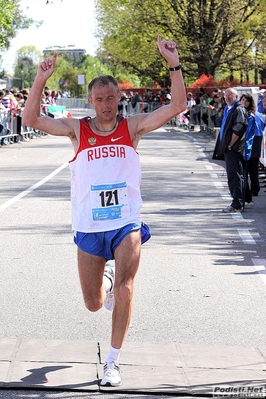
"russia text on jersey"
87,146,126,161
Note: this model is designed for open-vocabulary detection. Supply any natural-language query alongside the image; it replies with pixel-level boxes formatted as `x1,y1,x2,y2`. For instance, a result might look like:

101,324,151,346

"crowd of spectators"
2,85,266,163
118,88,172,115
179,88,227,128
0,87,69,147
118,87,227,129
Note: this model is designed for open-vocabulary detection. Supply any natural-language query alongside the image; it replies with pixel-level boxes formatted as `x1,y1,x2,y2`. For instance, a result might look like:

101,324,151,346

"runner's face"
89,83,120,121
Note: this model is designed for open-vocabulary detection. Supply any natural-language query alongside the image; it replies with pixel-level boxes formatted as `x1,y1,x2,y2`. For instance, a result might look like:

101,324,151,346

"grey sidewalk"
1,338,266,395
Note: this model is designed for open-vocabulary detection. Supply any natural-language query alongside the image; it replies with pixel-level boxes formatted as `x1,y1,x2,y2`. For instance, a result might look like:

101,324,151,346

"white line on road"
213,181,224,188
232,212,243,219
221,194,232,200
0,162,69,213
251,258,266,285
203,159,214,170
237,229,256,244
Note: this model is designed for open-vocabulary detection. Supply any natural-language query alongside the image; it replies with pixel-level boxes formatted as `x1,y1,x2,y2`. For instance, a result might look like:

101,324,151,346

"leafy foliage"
95,0,266,84
13,46,42,89
190,73,240,88
0,0,34,52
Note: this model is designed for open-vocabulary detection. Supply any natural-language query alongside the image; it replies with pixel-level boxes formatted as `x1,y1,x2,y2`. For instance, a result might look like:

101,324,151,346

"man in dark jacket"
213,88,248,212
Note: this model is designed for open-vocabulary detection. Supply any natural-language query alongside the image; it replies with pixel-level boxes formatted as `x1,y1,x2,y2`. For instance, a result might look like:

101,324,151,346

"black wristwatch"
169,65,181,71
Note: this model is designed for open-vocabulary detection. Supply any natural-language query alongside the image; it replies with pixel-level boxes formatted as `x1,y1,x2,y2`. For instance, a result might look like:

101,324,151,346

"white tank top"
69,118,142,232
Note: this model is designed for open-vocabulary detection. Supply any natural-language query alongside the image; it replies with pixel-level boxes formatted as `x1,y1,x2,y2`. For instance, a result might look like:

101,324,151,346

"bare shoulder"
126,114,147,149
127,113,150,138
50,117,80,153
127,105,173,141
38,115,80,137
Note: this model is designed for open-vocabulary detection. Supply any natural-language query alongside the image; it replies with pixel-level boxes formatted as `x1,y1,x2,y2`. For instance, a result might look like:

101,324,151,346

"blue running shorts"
74,222,151,261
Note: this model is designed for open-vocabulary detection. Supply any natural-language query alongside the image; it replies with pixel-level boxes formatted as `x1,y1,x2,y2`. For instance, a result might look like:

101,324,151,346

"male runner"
23,34,186,386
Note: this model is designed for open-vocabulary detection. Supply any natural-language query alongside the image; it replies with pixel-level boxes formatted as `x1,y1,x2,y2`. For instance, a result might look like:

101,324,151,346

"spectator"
2,89,11,109
240,93,258,207
41,91,51,115
1,89,12,144
0,90,7,146
131,92,142,112
193,93,201,124
200,93,211,126
198,87,205,99
118,92,128,116
159,89,166,104
183,92,196,122
143,89,154,112
0,90,5,110
207,94,221,127
215,96,226,127
257,90,265,113
22,95,30,141
49,90,57,105
247,98,265,197
15,92,25,142
213,88,248,213
152,93,162,110
143,89,152,103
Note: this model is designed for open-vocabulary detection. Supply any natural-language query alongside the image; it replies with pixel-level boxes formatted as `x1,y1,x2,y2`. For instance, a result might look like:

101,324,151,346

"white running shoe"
222,205,243,213
103,263,115,311
101,361,121,386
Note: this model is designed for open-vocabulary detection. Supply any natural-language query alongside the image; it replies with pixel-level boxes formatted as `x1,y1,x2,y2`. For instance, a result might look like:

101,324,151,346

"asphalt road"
1,117,266,398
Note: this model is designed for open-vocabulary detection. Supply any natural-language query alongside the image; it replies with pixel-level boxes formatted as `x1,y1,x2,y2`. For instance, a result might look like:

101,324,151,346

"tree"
46,55,86,97
95,0,266,84
0,0,35,52
13,46,42,89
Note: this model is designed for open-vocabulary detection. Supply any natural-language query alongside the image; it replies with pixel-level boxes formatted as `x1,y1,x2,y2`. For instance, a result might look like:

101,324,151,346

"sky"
2,0,98,74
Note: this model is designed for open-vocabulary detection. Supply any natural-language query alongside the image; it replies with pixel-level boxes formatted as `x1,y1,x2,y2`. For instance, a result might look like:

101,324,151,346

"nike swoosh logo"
111,136,123,142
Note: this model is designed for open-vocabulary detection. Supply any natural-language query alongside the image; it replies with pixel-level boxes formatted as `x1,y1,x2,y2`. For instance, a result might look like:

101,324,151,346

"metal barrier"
122,102,150,116
0,109,47,146
177,105,220,137
0,99,223,148
52,98,220,137
0,109,15,145
57,98,152,116
56,98,91,109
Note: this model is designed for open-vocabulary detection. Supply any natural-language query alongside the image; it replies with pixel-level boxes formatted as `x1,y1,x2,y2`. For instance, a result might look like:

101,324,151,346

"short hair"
225,88,237,96
88,75,119,98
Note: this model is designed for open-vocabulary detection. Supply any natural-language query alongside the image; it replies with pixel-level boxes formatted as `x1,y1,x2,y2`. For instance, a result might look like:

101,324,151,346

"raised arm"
128,34,187,140
22,53,79,143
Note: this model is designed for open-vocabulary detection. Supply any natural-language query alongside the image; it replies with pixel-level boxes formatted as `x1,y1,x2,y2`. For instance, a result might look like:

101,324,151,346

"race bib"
90,181,130,221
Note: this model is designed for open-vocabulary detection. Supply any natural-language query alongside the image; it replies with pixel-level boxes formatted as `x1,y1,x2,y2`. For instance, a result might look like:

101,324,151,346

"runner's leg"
111,229,141,349
77,249,107,312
